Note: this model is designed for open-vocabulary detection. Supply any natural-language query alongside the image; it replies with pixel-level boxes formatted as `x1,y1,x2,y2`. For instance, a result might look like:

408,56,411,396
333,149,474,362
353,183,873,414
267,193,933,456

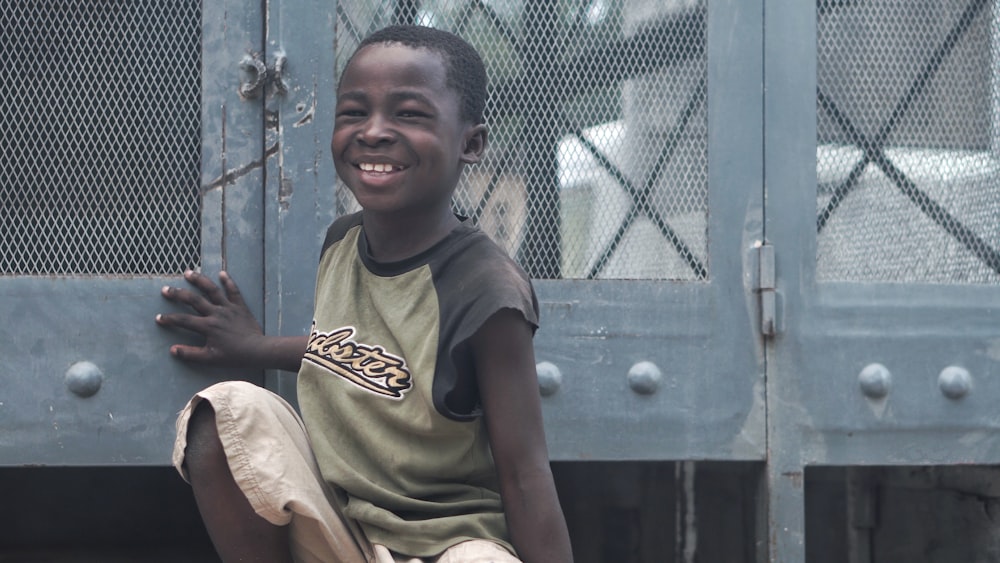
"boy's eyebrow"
336,89,438,107
336,91,367,104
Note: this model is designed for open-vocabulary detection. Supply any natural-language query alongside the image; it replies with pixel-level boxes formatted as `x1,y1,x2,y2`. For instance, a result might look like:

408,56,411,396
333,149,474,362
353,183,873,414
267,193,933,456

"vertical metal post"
764,0,817,558
262,0,338,400
520,0,562,279
846,468,878,563
675,461,698,562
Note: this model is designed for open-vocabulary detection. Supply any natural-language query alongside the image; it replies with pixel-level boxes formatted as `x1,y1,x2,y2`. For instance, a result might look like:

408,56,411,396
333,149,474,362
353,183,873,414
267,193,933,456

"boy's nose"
358,114,394,145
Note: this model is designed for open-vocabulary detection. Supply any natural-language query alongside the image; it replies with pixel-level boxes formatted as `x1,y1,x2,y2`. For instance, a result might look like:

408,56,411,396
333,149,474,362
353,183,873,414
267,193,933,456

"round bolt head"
938,366,972,400
65,361,103,398
627,361,662,395
535,361,563,397
858,363,892,399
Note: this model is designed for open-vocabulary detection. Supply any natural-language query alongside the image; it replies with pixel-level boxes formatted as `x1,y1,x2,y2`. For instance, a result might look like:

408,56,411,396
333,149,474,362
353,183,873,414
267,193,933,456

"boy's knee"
188,399,216,432
204,379,258,396
184,401,224,471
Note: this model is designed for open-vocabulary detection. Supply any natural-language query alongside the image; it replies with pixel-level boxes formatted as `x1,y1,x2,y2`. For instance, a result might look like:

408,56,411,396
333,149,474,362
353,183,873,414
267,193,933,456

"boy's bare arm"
471,308,574,563
156,270,306,372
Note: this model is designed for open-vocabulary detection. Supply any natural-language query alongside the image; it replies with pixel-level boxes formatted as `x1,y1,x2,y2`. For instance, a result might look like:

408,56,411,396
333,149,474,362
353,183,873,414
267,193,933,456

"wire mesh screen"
334,0,708,280
816,0,1000,284
0,1,202,276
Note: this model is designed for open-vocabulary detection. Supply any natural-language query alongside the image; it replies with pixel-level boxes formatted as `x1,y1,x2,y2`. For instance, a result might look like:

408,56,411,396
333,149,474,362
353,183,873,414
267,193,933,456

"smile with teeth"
358,162,403,173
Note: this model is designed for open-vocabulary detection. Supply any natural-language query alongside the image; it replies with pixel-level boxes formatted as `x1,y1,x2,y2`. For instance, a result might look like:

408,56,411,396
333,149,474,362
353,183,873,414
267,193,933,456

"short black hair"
345,25,488,125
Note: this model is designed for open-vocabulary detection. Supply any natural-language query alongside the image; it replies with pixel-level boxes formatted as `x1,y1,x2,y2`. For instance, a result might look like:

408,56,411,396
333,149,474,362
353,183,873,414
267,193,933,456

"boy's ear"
460,124,488,165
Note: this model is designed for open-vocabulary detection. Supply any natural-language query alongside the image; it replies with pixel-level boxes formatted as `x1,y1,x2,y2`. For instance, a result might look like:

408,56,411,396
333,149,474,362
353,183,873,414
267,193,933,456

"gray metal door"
766,0,1000,560
0,1,268,465
525,0,765,462
328,0,766,463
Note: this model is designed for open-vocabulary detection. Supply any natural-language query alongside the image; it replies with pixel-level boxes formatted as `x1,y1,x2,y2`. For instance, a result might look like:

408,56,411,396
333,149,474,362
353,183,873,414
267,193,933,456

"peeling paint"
292,95,316,127
731,378,766,458
265,109,279,130
782,471,804,489
202,143,280,193
279,177,294,210
294,102,315,128
295,111,314,128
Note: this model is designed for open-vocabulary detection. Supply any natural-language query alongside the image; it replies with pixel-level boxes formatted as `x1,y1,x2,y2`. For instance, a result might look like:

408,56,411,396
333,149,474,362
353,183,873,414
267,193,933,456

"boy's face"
331,43,486,217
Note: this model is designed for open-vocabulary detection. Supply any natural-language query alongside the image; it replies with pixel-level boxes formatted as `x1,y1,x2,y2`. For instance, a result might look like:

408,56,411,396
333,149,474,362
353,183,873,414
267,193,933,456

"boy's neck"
361,207,461,263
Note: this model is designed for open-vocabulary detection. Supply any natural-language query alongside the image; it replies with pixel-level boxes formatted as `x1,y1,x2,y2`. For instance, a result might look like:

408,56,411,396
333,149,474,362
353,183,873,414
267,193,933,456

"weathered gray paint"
0,0,266,465
262,0,339,403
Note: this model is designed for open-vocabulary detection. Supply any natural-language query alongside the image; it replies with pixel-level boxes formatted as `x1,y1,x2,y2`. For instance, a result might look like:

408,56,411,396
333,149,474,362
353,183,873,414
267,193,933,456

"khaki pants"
173,381,520,563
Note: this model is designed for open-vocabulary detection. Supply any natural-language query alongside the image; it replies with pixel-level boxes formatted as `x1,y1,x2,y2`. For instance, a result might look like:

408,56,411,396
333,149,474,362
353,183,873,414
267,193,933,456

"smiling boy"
158,25,573,563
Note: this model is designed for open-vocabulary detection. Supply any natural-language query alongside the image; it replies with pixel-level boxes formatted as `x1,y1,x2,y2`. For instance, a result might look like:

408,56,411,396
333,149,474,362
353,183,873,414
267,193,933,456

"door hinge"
756,241,777,337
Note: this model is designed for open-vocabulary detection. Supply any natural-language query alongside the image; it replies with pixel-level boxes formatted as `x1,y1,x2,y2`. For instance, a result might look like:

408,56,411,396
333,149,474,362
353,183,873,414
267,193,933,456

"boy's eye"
336,107,366,118
397,109,430,119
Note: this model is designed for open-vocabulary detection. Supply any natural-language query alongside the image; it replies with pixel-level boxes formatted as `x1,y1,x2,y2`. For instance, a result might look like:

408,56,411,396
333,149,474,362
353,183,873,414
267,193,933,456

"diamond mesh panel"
334,0,708,280
0,1,202,276
816,0,1000,284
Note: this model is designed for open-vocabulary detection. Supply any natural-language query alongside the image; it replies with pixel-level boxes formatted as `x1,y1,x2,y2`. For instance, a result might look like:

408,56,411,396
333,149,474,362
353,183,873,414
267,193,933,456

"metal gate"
2,0,998,561
0,0,270,464
767,0,1000,560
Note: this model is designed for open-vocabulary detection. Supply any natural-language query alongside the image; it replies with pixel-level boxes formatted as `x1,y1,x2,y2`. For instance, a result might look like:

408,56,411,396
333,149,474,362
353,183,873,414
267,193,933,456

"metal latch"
756,241,777,337
239,52,287,99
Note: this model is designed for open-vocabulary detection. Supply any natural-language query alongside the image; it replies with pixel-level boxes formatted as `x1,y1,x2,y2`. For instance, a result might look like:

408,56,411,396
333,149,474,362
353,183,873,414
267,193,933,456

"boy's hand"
156,270,266,367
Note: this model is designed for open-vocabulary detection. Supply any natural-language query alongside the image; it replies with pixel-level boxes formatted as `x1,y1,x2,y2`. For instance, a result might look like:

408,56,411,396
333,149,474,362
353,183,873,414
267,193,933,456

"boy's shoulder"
321,211,364,253
445,221,529,280
440,222,539,328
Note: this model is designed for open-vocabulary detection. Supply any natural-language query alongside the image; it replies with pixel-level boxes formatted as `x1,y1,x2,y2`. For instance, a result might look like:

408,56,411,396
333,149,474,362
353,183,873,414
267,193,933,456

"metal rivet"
858,363,891,399
536,362,562,397
627,361,662,395
65,361,103,398
938,366,972,400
